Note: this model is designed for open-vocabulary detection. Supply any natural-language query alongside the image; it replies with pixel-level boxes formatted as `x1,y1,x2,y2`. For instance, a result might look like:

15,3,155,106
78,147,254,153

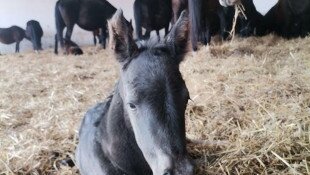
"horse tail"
134,0,142,40
55,0,65,54
30,23,43,50
189,0,202,51
30,26,38,50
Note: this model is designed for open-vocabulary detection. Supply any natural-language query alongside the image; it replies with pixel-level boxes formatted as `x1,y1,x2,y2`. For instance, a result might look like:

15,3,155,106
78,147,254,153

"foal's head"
109,9,193,175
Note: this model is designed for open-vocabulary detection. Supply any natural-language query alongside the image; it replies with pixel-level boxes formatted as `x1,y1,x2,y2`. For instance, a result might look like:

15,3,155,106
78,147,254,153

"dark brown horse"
0,26,25,53
220,0,310,38
189,0,232,50
273,0,310,38
54,0,116,54
134,0,172,41
76,10,194,175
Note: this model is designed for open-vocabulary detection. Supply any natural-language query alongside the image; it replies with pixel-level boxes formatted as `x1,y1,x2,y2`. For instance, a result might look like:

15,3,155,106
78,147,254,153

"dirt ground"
0,35,309,175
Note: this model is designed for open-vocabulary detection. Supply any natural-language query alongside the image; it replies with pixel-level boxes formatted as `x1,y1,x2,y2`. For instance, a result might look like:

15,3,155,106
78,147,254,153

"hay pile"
0,35,309,174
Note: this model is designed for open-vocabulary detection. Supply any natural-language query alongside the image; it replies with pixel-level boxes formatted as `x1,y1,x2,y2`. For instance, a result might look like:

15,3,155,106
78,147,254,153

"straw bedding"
0,35,309,174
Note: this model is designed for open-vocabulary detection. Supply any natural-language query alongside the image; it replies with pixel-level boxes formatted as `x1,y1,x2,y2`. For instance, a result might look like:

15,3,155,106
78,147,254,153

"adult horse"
54,0,116,54
189,0,232,51
0,26,25,53
134,0,172,41
25,20,43,51
172,0,188,25
237,0,271,37
219,0,310,38
219,0,276,37
274,0,310,38
76,10,194,175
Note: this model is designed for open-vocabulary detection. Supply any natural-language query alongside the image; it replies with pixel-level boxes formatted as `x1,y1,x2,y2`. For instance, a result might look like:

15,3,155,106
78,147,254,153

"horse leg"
134,1,143,40
93,32,97,46
143,30,151,40
165,24,170,37
171,0,178,25
65,24,74,42
55,22,66,54
172,10,177,25
55,2,67,54
100,27,107,49
218,8,229,40
15,42,20,53
189,0,202,51
202,24,211,45
156,30,160,41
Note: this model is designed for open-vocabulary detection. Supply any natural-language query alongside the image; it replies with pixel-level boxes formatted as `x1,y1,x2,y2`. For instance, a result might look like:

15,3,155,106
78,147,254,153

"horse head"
109,9,194,175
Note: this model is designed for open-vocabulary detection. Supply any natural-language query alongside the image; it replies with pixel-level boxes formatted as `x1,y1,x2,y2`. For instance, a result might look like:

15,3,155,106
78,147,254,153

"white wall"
0,0,134,53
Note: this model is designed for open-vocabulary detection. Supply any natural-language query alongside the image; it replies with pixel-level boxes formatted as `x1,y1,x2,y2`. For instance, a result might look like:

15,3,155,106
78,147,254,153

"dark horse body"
272,0,310,38
25,20,43,51
234,0,269,37
76,10,194,175
220,0,310,38
189,0,232,51
54,0,116,54
134,0,172,40
0,26,25,53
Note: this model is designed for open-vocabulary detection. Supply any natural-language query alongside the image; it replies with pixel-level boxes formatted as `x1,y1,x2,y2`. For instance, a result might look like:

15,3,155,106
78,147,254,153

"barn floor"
0,35,309,175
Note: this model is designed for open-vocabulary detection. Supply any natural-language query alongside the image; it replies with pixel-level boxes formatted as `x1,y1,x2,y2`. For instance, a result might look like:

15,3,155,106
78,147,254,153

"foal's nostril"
163,170,173,175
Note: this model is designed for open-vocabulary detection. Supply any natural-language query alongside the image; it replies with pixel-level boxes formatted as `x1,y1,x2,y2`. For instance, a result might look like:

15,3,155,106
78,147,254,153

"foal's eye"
128,103,137,110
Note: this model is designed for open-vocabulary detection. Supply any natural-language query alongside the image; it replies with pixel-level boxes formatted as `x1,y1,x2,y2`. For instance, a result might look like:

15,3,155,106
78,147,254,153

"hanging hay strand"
229,4,247,41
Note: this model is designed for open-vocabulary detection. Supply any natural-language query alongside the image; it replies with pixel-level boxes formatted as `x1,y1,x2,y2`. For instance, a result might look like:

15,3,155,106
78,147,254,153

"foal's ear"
108,9,138,62
165,10,189,64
